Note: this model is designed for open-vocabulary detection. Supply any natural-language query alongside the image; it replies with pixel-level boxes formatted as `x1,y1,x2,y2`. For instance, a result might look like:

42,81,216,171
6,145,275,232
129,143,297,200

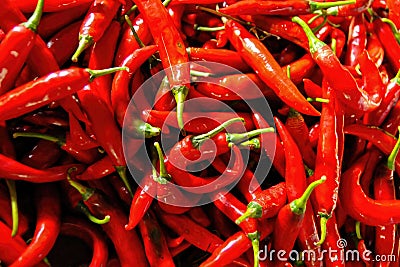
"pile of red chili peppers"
1,0,400,266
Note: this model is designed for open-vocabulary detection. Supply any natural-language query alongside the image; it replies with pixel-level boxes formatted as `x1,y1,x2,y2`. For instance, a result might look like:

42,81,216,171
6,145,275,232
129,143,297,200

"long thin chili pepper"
293,16,384,115
271,177,325,267
112,45,158,125
199,219,275,267
219,0,356,16
0,0,44,95
224,19,320,116
139,211,175,267
339,132,400,226
345,13,367,66
135,0,190,130
373,17,400,70
0,67,126,122
20,140,62,169
10,184,61,267
10,0,93,12
68,172,149,267
235,183,287,223
37,3,90,39
374,160,396,267
78,85,133,195
212,191,260,267
72,0,122,61
321,214,345,267
60,217,109,267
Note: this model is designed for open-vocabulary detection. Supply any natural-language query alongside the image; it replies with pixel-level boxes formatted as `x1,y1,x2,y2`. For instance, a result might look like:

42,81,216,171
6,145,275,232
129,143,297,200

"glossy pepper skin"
10,184,61,267
224,19,320,117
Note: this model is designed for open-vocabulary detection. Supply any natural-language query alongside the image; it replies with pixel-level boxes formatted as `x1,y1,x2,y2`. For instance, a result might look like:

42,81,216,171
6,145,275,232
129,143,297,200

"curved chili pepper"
139,211,175,267
60,217,109,267
0,67,126,122
212,191,260,267
374,160,396,267
72,0,122,61
373,18,400,70
275,117,307,201
199,219,275,267
345,14,367,66
10,184,60,267
112,45,158,125
219,0,356,16
339,134,400,226
0,153,84,182
293,16,384,115
271,177,325,267
135,0,190,130
37,3,90,39
68,174,149,267
0,0,44,95
224,19,320,116
235,183,287,223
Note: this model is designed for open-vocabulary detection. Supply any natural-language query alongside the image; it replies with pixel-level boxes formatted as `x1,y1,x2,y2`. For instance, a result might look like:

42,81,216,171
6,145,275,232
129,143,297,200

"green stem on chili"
124,15,145,48
379,18,400,44
172,85,189,132
315,214,329,246
238,138,261,150
77,202,111,225
153,142,171,184
191,118,245,148
355,221,362,240
23,0,44,32
115,166,133,197
226,127,275,144
291,16,326,54
72,35,93,62
5,180,18,237
309,0,356,12
248,231,260,267
87,66,128,82
290,176,326,215
307,97,330,103
387,126,400,170
13,132,64,146
67,168,95,201
194,25,225,32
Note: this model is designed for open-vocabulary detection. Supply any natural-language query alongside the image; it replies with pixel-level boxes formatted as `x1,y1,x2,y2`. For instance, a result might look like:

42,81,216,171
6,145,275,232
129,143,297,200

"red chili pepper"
77,156,115,181
374,158,397,267
339,134,400,226
235,183,287,223
285,108,316,169
345,14,367,66
135,0,190,130
9,0,93,12
373,18,400,70
271,177,325,267
68,174,149,267
293,16,384,115
187,207,211,227
37,3,90,39
78,84,133,194
108,175,132,206
0,67,126,122
321,214,345,267
224,19,320,117
60,217,109,267
112,45,158,125
114,14,152,66
139,211,175,267
72,0,122,61
20,140,62,169
219,0,356,16
89,21,121,110
0,0,44,95
187,47,251,73
10,184,60,267
199,219,275,267
212,191,260,267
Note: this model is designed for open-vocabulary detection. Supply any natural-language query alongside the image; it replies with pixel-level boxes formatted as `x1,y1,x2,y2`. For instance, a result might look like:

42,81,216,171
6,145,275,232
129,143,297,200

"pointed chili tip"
72,35,94,62
314,215,329,246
